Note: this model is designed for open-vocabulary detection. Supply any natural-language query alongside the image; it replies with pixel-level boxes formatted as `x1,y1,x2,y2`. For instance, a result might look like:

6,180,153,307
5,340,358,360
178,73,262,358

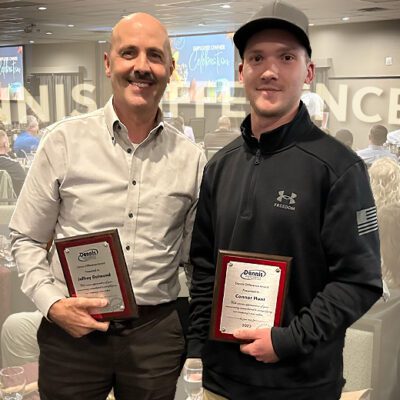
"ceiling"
1,0,400,45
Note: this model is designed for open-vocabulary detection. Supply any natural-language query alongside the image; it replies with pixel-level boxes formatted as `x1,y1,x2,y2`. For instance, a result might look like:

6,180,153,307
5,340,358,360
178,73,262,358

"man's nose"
134,52,151,72
260,60,278,80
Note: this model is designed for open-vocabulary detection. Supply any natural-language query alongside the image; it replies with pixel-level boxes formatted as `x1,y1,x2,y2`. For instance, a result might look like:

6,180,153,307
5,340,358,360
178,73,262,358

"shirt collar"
103,96,165,144
369,144,384,150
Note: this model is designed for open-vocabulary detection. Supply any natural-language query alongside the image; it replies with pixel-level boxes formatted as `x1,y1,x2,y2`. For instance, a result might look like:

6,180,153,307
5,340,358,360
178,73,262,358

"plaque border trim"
55,229,138,321
209,250,292,343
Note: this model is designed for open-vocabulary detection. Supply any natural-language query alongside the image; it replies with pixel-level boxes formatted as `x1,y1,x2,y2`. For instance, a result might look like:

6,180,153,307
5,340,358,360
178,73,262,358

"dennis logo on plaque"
209,250,291,342
55,229,138,322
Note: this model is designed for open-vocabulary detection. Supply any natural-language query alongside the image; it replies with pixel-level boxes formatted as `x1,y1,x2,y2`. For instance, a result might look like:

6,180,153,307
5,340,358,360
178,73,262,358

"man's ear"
168,58,176,83
104,52,111,78
304,61,315,85
238,63,244,83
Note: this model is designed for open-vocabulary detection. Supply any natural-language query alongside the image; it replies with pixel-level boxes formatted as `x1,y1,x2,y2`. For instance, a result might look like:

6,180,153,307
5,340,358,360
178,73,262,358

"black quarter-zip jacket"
187,104,382,400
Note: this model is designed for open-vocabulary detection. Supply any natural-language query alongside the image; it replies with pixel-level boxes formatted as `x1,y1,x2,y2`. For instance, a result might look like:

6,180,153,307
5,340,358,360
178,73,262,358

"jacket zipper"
255,148,261,165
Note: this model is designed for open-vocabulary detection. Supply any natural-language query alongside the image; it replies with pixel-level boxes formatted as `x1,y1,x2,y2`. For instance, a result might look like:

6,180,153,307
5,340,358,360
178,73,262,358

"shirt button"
132,180,137,186
128,212,133,218
126,245,130,251
127,148,132,154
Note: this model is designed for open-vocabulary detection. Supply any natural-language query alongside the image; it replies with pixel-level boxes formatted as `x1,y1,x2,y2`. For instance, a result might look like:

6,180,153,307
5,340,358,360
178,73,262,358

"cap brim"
234,18,312,58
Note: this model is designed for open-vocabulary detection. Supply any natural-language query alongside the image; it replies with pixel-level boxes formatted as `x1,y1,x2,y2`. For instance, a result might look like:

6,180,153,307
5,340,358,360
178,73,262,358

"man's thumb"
233,328,256,340
81,297,108,308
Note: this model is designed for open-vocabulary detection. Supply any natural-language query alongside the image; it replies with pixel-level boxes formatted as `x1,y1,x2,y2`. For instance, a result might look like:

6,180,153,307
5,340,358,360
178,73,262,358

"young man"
187,2,382,399
10,13,206,400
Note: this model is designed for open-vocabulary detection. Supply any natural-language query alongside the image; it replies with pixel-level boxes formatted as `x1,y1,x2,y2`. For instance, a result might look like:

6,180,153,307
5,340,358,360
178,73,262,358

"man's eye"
282,54,295,61
121,51,134,59
149,52,163,61
249,54,263,63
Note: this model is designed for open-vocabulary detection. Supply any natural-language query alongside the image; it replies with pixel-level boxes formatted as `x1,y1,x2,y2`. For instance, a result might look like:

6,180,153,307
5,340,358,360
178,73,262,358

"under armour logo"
277,191,297,205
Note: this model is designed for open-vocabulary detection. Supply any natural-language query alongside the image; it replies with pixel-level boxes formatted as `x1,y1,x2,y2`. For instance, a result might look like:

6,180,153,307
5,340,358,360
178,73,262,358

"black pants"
37,303,185,400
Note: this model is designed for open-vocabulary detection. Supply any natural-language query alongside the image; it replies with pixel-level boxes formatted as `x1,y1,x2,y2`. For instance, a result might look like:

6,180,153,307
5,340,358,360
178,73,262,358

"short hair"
26,115,39,129
369,124,388,146
216,116,231,131
335,129,353,148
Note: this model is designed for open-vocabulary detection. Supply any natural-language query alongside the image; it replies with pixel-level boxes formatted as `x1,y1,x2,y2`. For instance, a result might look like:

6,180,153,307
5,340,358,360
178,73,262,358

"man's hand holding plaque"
209,250,291,342
48,297,110,337
234,328,280,363
55,229,138,322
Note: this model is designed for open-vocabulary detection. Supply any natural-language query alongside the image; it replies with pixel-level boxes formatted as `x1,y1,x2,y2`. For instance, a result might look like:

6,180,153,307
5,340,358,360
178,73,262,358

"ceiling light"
38,6,47,11
98,40,107,43
342,17,350,21
29,40,35,44
309,23,314,26
67,24,74,28
198,23,205,26
221,4,231,8
45,31,53,35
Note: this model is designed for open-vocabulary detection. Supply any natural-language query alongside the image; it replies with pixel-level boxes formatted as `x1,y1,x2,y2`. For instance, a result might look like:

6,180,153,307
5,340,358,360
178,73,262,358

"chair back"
0,170,16,205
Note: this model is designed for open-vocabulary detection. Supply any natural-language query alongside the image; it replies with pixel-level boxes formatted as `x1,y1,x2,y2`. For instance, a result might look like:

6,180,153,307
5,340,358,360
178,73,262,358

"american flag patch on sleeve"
356,206,378,236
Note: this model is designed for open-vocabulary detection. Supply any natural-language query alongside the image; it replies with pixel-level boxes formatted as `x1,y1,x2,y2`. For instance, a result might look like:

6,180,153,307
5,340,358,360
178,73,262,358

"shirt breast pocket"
151,194,191,249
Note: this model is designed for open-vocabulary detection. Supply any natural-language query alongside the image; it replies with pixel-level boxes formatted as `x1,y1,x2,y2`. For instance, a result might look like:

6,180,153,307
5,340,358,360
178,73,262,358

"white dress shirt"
356,144,397,166
10,97,206,317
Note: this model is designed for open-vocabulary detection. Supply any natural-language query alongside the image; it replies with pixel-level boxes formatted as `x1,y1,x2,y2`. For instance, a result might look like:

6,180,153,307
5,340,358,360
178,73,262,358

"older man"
13,115,40,155
10,13,206,400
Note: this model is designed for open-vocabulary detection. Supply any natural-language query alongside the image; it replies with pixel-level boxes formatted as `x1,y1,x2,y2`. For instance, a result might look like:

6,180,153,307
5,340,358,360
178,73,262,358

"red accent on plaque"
55,229,138,321
209,250,291,343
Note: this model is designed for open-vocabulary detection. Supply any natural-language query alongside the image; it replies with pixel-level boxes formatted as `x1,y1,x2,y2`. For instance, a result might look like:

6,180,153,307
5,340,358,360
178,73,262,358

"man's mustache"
127,71,156,83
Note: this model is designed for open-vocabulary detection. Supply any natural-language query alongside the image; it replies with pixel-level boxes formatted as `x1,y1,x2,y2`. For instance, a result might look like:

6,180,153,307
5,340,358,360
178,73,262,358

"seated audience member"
214,115,232,133
13,115,40,156
169,116,195,142
369,157,400,287
1,310,42,367
179,116,195,142
357,125,397,167
203,116,240,148
0,130,26,195
179,116,196,142
335,129,354,149
386,128,400,159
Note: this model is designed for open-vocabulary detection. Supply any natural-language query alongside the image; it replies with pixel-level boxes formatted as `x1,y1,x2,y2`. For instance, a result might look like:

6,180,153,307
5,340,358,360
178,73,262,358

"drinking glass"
0,235,7,259
183,359,203,400
0,366,26,400
2,238,16,269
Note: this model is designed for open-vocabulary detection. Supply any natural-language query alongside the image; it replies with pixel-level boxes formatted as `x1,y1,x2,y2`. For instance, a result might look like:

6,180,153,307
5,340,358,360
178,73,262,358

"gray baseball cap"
233,0,312,58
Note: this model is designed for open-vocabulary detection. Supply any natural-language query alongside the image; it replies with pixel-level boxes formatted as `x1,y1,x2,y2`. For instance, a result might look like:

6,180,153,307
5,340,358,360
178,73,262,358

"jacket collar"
241,102,314,154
